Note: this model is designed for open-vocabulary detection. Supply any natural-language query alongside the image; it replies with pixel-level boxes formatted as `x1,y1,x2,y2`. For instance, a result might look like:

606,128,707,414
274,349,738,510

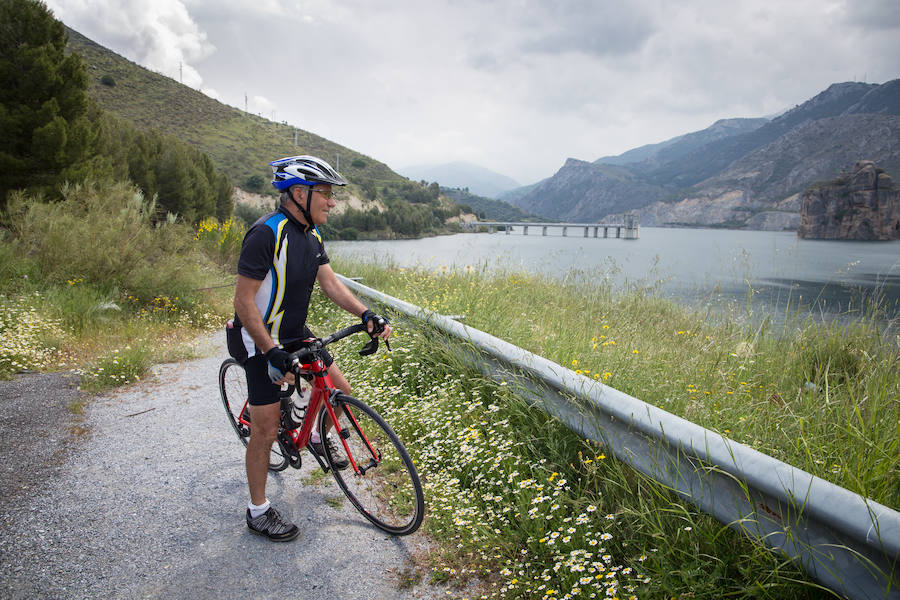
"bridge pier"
623,212,640,239
473,217,639,239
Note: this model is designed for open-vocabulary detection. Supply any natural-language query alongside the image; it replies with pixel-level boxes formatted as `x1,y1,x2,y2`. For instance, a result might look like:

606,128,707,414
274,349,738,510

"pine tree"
0,0,91,205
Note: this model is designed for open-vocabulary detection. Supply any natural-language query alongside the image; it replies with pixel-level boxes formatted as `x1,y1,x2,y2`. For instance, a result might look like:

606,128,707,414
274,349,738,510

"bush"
245,174,265,192
233,201,270,227
100,74,116,87
194,216,245,267
4,181,211,304
338,227,359,240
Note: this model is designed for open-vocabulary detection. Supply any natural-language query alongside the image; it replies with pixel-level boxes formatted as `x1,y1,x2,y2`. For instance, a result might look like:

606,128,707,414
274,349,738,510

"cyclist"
230,155,392,542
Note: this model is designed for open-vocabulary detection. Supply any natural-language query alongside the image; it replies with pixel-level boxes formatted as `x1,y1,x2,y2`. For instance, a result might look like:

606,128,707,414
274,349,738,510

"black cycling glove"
361,309,389,335
264,346,294,383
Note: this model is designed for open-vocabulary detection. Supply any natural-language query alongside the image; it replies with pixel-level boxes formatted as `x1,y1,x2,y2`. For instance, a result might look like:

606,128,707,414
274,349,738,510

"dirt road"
0,334,443,599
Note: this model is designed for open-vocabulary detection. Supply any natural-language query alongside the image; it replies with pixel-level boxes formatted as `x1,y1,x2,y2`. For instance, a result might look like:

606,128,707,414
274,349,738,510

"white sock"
248,499,270,518
311,431,321,444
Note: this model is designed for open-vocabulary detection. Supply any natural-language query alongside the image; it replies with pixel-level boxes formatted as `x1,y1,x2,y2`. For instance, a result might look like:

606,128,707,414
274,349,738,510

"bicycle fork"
320,395,381,476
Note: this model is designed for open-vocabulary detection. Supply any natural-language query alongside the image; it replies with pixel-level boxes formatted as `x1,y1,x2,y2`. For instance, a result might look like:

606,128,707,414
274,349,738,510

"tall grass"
329,258,899,512
306,284,837,599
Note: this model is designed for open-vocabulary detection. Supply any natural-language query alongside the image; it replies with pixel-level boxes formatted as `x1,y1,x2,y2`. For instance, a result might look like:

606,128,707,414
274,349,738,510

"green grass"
302,257,898,599
324,496,344,510
329,258,900,511
0,183,233,387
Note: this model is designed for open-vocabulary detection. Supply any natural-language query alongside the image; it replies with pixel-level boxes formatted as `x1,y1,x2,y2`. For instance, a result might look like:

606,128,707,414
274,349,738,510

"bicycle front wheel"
218,358,288,472
318,394,424,536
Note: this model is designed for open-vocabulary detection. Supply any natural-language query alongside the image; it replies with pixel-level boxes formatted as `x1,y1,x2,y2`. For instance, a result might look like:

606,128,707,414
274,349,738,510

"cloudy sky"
45,0,900,185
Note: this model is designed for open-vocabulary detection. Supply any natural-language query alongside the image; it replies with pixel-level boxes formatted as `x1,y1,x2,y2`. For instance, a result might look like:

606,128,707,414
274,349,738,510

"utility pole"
244,93,248,113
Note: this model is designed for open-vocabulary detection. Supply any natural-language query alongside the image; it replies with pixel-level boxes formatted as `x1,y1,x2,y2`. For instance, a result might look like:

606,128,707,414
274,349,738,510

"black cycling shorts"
245,328,334,406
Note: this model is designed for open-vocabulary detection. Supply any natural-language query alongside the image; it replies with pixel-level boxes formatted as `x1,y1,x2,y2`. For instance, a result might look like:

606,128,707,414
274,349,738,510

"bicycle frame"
291,361,379,475
234,325,383,476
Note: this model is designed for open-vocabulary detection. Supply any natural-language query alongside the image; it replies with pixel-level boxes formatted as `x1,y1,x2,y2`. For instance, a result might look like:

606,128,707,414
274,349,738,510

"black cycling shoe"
246,506,299,542
310,435,350,470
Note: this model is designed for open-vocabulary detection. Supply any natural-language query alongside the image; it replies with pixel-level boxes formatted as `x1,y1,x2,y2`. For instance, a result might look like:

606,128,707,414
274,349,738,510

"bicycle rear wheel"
218,358,288,472
318,394,424,535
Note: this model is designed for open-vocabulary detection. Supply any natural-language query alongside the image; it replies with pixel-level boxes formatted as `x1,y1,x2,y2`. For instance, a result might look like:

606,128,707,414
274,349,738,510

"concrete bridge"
462,213,639,240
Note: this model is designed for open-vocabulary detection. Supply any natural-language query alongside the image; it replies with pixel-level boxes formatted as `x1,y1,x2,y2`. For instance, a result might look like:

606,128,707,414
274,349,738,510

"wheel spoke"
321,395,424,535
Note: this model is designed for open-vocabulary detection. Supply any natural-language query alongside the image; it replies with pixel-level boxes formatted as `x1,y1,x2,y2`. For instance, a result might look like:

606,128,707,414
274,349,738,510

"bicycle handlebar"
288,322,387,370
321,323,367,346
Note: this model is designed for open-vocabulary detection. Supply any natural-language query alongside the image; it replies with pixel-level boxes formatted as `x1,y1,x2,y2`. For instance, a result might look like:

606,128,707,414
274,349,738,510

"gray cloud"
44,0,900,184
513,0,656,57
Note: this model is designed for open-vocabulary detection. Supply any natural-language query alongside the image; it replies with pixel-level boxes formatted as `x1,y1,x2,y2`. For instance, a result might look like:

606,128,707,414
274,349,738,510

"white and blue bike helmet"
270,155,347,225
270,155,347,190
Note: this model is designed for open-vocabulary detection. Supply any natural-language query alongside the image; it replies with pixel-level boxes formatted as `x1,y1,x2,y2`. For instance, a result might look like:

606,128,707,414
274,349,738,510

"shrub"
4,181,211,304
194,216,245,266
100,74,116,87
245,174,265,192
233,201,270,227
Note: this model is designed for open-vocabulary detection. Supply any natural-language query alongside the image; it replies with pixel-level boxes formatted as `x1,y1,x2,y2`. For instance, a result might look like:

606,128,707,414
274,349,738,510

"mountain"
398,161,520,198
507,80,900,230
594,117,769,167
440,187,535,222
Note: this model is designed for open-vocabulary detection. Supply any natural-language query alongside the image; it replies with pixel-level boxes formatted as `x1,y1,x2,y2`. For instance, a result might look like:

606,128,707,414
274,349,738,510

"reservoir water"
329,228,900,323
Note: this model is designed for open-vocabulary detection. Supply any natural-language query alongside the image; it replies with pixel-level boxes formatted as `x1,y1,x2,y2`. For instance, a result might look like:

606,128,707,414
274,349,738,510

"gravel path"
0,334,445,600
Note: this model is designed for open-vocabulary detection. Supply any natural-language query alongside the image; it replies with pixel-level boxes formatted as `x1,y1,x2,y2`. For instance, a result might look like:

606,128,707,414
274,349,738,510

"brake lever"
359,337,378,356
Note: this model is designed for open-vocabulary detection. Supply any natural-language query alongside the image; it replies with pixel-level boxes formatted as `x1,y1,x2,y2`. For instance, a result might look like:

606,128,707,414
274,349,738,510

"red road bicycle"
218,323,424,536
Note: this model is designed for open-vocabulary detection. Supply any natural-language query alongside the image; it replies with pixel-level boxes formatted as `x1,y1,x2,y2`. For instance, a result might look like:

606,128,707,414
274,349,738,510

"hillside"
508,80,900,230
64,26,468,238
66,28,401,192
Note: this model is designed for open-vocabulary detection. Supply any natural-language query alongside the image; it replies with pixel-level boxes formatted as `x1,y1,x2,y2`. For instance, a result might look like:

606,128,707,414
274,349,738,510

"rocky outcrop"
797,161,900,240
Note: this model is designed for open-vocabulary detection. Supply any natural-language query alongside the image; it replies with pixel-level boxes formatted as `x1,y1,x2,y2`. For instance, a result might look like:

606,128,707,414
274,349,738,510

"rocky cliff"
797,161,900,240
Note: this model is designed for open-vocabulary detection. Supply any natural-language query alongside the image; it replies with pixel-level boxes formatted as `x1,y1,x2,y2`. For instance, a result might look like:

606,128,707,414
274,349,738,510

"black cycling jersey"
233,206,329,357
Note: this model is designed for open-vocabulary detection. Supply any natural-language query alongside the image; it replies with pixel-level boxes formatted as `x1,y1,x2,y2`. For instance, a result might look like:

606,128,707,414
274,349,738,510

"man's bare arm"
316,264,392,339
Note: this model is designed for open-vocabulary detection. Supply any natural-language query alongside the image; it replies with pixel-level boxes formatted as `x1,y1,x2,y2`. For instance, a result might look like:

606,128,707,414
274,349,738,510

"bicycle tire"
318,394,424,536
218,358,289,472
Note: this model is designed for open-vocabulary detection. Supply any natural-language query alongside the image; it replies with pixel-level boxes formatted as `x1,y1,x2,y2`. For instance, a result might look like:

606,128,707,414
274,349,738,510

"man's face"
294,185,336,225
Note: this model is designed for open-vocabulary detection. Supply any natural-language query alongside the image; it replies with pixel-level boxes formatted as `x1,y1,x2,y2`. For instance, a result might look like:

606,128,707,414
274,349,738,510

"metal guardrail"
338,274,900,600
